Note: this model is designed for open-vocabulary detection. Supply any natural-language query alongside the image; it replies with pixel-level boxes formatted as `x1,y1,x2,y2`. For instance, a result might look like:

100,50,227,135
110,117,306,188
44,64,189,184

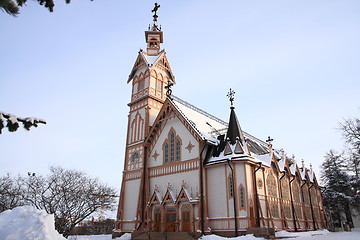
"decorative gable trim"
162,189,176,204
175,187,191,204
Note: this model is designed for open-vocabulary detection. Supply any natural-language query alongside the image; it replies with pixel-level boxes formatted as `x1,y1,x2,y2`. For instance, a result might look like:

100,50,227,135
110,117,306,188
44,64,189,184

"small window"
131,152,139,162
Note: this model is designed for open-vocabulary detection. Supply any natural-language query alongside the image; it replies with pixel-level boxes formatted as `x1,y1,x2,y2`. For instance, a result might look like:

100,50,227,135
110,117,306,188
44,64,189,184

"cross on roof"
266,136,274,144
227,88,235,107
165,80,174,99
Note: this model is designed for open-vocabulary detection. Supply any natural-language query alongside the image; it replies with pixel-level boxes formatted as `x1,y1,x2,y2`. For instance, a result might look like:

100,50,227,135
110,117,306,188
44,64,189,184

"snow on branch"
0,112,46,134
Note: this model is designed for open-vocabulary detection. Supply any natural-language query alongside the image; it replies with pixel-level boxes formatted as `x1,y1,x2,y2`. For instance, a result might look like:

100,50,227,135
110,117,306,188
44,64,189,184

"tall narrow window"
229,175,234,197
239,186,245,208
164,143,169,163
176,140,181,161
138,79,144,91
170,132,175,162
156,80,163,92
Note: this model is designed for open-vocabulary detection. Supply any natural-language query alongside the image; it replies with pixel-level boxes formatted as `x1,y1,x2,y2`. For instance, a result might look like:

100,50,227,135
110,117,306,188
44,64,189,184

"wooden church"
113,4,327,239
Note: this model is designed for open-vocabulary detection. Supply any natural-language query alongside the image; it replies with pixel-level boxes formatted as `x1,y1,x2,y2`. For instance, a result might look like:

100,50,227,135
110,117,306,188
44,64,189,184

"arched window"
267,172,279,218
156,79,163,92
163,129,182,164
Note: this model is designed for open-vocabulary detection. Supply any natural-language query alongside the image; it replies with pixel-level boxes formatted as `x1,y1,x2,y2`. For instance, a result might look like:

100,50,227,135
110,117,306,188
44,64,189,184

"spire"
145,2,163,56
226,89,246,145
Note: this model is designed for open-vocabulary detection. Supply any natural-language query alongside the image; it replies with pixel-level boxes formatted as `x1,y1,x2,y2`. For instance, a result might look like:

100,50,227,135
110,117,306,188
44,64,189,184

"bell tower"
114,3,175,235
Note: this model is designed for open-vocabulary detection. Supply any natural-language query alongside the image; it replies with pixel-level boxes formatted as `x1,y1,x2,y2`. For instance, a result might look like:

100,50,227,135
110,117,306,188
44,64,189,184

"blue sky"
1,0,359,206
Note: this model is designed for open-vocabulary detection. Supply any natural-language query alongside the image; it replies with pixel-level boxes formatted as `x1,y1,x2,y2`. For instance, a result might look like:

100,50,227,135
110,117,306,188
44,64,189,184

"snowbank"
199,234,265,240
0,206,65,240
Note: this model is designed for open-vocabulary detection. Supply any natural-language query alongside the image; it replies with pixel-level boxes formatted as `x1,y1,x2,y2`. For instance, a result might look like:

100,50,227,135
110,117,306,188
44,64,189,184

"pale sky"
1,0,359,212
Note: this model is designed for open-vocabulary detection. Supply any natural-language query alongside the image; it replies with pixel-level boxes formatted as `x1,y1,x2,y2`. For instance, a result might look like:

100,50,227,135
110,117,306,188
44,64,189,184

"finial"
165,80,174,100
266,136,274,144
280,149,285,160
151,2,161,31
227,88,235,107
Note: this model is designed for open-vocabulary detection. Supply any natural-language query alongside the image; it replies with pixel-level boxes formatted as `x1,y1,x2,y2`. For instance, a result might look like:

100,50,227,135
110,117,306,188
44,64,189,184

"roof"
171,96,269,154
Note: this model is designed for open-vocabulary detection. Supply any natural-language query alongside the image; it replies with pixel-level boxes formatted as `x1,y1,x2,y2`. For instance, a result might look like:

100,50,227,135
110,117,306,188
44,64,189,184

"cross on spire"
227,88,235,107
150,2,161,31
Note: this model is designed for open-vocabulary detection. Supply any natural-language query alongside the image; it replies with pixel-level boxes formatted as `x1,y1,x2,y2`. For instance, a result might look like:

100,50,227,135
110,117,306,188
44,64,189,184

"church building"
113,4,327,239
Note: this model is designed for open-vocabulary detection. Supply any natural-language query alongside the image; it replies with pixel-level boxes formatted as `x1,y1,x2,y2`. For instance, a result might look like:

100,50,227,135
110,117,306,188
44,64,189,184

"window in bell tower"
138,79,145,91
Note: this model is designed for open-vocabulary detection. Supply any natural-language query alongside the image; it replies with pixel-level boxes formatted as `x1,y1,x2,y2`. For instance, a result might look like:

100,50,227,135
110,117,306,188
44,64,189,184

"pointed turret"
226,89,246,145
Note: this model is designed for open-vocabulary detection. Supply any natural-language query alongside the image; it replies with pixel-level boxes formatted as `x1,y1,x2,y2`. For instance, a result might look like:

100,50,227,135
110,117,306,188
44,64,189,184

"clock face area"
127,147,143,170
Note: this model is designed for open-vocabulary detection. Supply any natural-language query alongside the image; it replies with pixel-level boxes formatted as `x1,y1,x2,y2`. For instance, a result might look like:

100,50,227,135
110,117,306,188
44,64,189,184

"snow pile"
199,234,264,240
0,206,65,240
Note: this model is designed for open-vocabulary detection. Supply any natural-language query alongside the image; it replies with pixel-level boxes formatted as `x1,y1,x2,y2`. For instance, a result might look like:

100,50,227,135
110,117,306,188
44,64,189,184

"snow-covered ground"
1,206,360,240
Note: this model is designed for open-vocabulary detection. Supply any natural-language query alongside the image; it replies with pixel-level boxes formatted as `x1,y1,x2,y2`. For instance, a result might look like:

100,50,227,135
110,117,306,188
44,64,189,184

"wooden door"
154,208,161,231
181,205,190,232
165,207,177,232
249,206,256,228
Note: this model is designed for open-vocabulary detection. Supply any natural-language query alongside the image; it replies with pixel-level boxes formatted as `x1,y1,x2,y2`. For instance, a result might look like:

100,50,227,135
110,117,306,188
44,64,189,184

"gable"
146,100,201,168
127,52,147,83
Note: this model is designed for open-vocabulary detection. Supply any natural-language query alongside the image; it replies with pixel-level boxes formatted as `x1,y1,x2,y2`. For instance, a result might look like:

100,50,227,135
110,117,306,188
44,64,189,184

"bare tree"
0,0,94,16
5,166,117,238
0,174,24,212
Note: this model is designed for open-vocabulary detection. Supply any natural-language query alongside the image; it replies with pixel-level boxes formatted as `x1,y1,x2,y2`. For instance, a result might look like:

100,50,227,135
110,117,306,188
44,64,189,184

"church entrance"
165,207,177,232
181,205,190,232
153,207,161,231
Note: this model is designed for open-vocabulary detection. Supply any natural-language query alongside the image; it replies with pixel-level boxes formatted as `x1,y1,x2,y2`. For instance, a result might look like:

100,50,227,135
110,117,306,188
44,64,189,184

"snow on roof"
278,158,286,172
155,190,163,204
289,161,297,175
172,96,227,142
252,153,272,167
300,168,307,180
141,51,162,66
172,96,270,151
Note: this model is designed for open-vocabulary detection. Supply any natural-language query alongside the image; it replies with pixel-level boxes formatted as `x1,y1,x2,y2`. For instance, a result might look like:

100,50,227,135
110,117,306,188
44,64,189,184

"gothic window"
138,79,145,91
267,172,279,218
267,173,277,198
130,113,144,143
163,129,182,164
281,177,290,200
292,180,301,203
156,79,163,92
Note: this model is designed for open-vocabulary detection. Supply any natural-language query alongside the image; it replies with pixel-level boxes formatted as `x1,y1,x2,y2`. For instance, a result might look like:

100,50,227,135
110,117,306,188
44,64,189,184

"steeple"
145,3,163,56
226,89,246,145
